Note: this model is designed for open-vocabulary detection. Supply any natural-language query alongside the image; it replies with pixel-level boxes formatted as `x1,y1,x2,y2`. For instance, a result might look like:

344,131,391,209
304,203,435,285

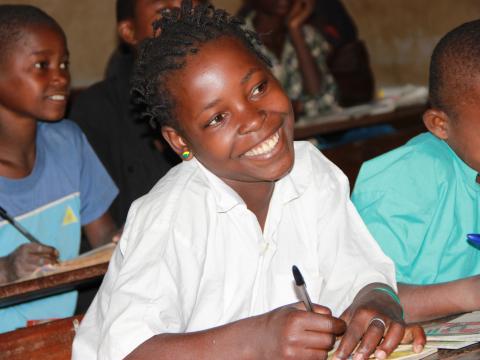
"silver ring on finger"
369,317,386,330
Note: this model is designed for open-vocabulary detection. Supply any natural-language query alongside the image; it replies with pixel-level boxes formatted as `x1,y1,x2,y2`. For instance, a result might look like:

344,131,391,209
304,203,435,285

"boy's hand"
256,302,346,359
6,243,59,281
333,286,408,360
287,0,315,31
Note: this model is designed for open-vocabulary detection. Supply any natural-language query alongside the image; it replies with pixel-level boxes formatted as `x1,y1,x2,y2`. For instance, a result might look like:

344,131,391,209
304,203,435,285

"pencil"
0,206,43,245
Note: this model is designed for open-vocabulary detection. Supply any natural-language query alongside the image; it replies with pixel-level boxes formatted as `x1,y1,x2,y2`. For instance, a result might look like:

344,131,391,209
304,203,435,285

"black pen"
292,265,314,312
0,206,43,245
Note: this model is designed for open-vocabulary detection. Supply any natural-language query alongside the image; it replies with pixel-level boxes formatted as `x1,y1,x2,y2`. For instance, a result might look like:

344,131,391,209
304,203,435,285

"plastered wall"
343,0,480,86
1,0,479,88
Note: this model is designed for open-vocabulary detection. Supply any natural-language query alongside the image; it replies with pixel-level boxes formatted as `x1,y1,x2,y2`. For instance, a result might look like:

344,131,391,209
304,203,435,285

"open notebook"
327,344,437,360
7,242,116,285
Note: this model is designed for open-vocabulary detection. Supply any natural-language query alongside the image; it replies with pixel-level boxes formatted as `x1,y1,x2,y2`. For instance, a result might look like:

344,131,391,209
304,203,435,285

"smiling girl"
73,1,424,359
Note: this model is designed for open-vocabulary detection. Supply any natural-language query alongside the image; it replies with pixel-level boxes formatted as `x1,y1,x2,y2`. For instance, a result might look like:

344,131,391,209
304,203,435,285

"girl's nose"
238,108,267,135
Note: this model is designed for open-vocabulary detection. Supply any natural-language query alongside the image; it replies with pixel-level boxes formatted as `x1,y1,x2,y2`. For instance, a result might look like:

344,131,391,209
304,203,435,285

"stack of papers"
296,84,428,125
378,85,428,108
326,344,437,360
423,310,480,347
326,310,480,360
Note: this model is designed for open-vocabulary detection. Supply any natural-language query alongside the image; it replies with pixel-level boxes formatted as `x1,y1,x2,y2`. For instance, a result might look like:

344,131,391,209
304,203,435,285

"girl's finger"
298,330,337,351
312,304,332,316
332,320,363,360
375,321,405,360
401,325,426,353
352,317,387,360
28,244,58,256
291,301,331,315
28,253,57,267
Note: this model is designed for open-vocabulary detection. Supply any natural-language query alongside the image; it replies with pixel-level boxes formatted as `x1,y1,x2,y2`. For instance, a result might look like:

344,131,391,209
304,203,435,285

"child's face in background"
0,24,70,122
445,79,480,172
254,0,293,17
129,0,201,45
167,36,295,185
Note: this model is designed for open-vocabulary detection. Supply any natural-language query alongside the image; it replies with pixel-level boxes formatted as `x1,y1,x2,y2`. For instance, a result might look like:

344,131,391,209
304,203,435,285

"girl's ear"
117,20,137,46
162,126,192,160
423,109,450,140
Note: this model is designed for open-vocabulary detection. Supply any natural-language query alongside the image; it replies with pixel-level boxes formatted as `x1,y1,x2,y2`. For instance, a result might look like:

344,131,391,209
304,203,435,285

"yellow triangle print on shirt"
63,206,79,226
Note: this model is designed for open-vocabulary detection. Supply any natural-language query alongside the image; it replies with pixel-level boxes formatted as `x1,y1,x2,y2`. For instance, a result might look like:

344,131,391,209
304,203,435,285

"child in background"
70,0,201,227
307,0,375,107
352,20,480,322
0,5,118,333
238,0,338,117
238,0,392,150
73,2,424,359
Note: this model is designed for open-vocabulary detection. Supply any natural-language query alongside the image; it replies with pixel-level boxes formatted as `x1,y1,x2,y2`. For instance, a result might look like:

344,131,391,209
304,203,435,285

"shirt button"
260,241,269,255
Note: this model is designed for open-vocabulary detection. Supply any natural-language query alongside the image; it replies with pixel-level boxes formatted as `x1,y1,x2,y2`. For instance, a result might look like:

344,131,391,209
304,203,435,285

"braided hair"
131,0,271,131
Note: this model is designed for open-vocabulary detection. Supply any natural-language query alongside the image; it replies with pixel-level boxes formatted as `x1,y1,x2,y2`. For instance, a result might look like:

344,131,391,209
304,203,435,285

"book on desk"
0,243,115,308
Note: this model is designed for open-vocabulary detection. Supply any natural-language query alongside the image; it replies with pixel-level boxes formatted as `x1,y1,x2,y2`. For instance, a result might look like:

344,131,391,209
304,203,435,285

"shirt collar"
439,136,480,191
274,142,312,205
191,142,312,213
193,158,245,213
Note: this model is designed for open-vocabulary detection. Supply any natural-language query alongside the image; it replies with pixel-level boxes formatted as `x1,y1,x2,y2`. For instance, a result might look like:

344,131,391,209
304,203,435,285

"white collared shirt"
72,141,395,359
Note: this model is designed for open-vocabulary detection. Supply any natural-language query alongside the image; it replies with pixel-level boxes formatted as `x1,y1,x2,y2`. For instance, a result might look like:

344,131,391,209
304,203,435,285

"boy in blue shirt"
0,5,118,333
352,20,480,322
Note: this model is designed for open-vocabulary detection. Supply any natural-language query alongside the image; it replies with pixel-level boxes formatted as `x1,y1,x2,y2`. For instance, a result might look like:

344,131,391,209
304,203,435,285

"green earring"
181,150,190,159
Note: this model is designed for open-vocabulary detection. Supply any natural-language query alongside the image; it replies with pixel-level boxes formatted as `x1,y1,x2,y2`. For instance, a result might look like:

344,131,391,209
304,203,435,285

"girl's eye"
60,61,69,70
207,113,227,127
34,61,48,69
251,81,267,97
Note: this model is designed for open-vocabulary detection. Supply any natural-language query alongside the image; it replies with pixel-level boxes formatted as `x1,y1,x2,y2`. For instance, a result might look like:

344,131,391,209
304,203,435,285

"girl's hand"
257,302,346,359
287,0,315,31
6,243,59,281
401,324,426,353
333,285,406,360
112,226,124,244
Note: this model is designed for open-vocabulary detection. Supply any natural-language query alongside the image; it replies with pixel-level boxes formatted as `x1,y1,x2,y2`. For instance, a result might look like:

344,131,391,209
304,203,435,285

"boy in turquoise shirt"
352,20,480,323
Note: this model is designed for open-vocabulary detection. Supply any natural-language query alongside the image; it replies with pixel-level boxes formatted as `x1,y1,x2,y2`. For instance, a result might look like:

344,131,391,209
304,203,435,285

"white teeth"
244,132,280,157
48,95,65,101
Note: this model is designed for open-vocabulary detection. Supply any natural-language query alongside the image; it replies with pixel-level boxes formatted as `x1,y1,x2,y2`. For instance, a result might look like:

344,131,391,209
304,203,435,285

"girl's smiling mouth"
46,94,67,101
243,130,280,157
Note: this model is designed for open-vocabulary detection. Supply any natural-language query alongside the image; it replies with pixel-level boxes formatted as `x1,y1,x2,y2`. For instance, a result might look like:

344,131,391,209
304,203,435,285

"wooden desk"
1,315,480,359
0,315,82,360
0,262,108,308
426,343,480,359
321,124,426,186
294,103,426,139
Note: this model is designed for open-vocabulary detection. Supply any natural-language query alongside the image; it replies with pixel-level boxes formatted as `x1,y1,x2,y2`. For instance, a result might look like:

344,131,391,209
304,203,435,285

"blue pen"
467,233,480,248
